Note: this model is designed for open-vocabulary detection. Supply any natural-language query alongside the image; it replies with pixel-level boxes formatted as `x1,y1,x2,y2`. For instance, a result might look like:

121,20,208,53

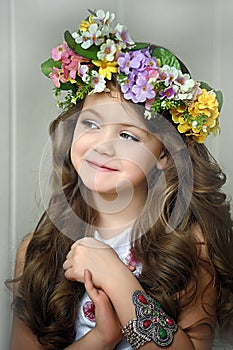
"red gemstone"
166,317,174,326
138,294,147,304
143,320,152,328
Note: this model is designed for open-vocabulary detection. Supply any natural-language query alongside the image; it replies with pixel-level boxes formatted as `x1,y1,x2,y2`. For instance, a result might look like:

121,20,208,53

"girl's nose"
93,138,116,157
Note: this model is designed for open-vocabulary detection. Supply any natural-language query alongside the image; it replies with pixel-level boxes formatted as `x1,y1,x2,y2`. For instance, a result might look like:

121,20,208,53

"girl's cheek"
70,142,82,171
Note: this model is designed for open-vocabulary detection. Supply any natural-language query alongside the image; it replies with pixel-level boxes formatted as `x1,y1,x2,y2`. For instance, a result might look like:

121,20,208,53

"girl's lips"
85,160,119,172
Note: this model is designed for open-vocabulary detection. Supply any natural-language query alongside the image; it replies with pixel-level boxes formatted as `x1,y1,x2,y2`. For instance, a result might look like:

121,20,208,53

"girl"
10,8,233,350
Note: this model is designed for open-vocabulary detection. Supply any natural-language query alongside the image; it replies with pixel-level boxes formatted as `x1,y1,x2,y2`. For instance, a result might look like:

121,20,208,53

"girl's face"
71,91,166,197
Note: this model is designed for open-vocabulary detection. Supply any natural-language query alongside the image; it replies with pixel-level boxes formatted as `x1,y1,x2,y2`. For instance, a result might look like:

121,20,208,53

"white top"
75,228,142,349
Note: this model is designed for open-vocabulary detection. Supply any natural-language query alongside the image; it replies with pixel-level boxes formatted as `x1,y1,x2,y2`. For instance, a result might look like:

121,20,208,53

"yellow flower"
92,60,118,80
79,16,94,32
193,132,208,143
177,123,190,134
170,105,186,124
79,20,90,32
188,89,219,120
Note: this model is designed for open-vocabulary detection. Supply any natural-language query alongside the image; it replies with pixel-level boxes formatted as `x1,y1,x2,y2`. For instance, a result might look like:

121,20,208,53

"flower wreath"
41,9,223,143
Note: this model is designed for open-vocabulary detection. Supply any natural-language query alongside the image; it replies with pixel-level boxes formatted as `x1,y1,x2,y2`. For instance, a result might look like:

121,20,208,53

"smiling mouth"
85,160,119,172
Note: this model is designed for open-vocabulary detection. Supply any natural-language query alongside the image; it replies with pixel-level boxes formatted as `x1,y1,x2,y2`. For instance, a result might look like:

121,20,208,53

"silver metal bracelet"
122,290,178,348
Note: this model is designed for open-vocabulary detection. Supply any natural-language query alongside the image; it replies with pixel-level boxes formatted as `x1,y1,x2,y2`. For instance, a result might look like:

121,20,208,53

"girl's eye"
120,132,140,142
81,119,100,129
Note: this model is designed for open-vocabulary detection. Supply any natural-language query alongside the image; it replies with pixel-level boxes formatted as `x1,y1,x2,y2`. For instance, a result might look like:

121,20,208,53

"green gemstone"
156,301,161,307
160,320,166,327
159,327,167,339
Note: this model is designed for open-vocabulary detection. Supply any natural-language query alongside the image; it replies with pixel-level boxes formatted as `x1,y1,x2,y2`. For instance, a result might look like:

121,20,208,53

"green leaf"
60,82,77,93
216,90,223,112
74,43,98,59
200,81,212,91
152,47,181,70
130,42,149,51
64,30,76,50
41,58,61,77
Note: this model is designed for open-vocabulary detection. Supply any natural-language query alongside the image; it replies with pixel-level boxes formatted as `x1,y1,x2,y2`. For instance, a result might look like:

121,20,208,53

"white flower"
175,72,195,93
159,65,179,86
90,71,106,93
192,120,198,128
97,39,117,62
144,110,152,120
78,64,89,76
208,90,216,97
176,92,193,100
93,9,115,25
114,24,135,49
202,126,208,132
92,10,116,37
72,31,79,40
82,73,90,83
78,65,90,82
74,23,104,49
191,82,202,100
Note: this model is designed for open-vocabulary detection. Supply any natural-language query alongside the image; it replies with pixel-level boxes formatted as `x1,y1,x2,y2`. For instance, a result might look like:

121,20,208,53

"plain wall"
1,1,233,349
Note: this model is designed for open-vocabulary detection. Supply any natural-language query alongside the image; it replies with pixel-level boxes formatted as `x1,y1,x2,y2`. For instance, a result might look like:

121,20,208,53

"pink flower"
145,98,154,110
63,54,90,80
49,67,67,88
52,42,71,63
148,69,159,81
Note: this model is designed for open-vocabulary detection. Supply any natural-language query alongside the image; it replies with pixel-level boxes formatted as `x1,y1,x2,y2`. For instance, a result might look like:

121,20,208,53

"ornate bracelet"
122,290,177,348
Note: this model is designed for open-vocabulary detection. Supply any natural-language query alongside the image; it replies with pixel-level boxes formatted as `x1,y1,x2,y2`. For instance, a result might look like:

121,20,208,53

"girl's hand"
84,269,122,347
63,237,127,289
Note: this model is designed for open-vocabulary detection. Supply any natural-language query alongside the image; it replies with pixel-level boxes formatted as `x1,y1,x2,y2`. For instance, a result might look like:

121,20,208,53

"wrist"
102,264,144,326
102,261,138,292
92,326,119,350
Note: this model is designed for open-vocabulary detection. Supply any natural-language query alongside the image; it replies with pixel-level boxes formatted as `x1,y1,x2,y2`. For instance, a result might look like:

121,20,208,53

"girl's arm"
10,312,119,350
64,236,216,350
10,236,121,350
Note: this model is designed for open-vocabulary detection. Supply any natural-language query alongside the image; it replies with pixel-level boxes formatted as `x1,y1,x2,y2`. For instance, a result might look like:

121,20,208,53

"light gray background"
1,1,232,349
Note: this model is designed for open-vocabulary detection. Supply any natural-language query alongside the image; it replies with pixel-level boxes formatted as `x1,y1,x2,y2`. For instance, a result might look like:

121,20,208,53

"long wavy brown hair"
12,47,233,349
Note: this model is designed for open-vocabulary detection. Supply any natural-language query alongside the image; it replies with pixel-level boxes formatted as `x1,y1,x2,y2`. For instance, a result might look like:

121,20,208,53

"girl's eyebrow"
79,110,103,120
118,123,150,136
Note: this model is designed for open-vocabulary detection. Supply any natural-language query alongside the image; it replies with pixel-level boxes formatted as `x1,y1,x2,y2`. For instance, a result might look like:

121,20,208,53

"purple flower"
132,74,156,102
120,72,135,93
130,51,146,71
160,86,178,99
159,70,169,83
124,89,137,102
145,56,158,69
118,52,132,75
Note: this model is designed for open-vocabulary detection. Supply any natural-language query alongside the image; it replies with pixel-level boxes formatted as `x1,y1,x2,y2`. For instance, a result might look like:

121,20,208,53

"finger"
62,258,72,270
84,269,99,301
64,268,76,281
65,250,73,260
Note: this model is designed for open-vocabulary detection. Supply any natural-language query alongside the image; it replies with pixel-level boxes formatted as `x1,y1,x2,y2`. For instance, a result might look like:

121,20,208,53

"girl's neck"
88,186,147,239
